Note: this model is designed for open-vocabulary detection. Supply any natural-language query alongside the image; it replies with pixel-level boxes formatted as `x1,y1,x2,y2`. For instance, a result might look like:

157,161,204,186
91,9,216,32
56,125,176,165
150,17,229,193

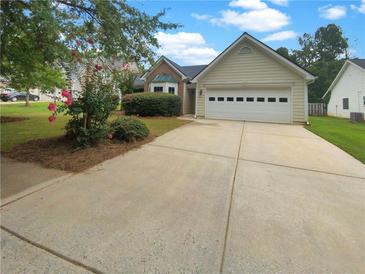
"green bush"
110,117,149,142
122,92,181,116
64,72,119,147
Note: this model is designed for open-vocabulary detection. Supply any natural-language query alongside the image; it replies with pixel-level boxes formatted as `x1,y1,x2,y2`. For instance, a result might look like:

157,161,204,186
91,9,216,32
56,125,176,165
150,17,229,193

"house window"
154,86,163,92
268,97,276,102
343,98,349,109
218,97,224,101
168,87,175,94
227,97,234,102
257,97,265,102
209,97,215,101
246,97,254,102
236,97,244,102
279,98,288,103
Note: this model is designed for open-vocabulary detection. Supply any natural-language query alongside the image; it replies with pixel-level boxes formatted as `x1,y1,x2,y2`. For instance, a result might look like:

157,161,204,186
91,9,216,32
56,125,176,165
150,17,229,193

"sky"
129,0,365,66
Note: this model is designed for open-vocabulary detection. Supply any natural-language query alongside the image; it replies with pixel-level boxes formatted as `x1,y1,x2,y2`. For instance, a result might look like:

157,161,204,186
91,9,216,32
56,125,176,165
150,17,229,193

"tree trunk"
25,90,30,106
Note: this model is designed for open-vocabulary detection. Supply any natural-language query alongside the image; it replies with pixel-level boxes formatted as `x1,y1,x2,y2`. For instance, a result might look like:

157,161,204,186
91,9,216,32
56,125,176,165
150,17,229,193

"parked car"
0,89,40,102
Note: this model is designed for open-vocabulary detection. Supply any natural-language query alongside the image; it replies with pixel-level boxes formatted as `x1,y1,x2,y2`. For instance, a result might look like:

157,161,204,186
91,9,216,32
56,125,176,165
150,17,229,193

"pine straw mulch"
2,135,156,173
1,116,29,123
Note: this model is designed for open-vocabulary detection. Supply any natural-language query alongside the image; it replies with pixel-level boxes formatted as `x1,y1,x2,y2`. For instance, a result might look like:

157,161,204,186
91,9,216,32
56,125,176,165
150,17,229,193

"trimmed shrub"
122,92,181,116
110,117,149,142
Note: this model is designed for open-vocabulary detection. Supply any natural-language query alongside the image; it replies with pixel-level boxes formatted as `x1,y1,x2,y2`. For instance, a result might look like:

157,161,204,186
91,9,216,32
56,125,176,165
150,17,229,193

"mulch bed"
3,135,156,173
1,116,29,123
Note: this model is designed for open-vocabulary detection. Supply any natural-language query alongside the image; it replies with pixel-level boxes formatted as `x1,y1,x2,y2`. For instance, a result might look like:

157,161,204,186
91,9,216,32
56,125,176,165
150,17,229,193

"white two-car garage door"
206,89,291,123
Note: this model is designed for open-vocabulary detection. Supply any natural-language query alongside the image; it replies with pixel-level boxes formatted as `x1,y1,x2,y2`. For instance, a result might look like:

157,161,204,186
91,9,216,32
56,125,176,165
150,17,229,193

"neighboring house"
31,59,139,101
322,59,365,119
142,32,316,123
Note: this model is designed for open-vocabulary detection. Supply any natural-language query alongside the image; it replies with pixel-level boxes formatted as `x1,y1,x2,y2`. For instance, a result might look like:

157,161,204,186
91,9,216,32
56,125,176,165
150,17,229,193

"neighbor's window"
279,98,288,103
168,87,175,94
246,97,254,102
343,98,349,109
154,86,163,92
227,97,234,102
236,97,244,102
257,97,265,102
209,97,215,101
268,97,276,102
218,97,224,101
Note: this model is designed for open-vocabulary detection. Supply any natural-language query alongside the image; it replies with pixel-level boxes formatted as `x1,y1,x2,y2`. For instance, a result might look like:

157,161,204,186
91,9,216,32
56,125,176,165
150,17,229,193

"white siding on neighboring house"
327,63,365,118
195,39,308,123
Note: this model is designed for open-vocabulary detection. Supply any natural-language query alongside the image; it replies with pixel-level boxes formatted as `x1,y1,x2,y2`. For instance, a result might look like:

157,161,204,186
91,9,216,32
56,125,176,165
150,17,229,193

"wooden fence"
308,103,327,116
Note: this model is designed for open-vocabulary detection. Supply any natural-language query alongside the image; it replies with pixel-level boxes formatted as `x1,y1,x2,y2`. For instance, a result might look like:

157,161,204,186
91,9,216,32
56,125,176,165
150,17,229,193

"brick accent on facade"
144,60,185,100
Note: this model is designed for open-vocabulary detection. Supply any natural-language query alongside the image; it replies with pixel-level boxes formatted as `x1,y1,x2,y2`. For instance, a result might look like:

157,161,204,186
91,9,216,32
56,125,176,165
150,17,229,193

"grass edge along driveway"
305,116,365,164
1,102,190,151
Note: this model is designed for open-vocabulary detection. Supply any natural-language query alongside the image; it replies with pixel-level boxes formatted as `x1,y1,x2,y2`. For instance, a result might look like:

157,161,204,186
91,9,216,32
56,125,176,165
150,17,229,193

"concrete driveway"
1,120,364,273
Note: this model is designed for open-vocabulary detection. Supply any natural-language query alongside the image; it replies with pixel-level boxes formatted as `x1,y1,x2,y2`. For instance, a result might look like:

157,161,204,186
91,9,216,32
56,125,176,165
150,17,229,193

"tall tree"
0,0,179,105
290,24,349,102
276,47,290,59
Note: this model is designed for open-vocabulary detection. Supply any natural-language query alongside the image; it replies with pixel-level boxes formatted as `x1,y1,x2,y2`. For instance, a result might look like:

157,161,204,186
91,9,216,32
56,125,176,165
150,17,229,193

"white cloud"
262,30,297,42
155,32,219,65
210,8,290,32
191,13,212,20
229,0,267,10
351,0,365,14
269,0,289,6
318,5,347,20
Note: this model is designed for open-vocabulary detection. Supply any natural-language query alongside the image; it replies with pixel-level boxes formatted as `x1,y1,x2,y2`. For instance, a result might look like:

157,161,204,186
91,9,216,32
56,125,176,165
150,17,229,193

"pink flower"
48,102,57,112
64,97,73,106
76,40,81,46
61,89,70,98
95,64,102,71
107,133,113,139
87,37,94,44
48,115,56,123
121,63,129,70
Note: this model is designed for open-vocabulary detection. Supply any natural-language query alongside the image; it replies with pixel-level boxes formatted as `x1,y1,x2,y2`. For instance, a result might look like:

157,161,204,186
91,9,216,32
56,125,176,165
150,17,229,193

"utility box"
350,112,364,122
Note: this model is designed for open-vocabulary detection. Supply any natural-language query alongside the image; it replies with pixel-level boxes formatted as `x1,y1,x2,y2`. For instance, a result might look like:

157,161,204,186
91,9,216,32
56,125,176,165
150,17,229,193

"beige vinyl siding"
196,40,307,123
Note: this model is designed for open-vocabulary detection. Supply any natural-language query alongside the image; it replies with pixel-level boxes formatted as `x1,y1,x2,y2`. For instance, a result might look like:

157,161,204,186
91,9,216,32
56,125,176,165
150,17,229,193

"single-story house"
322,59,365,119
142,32,316,124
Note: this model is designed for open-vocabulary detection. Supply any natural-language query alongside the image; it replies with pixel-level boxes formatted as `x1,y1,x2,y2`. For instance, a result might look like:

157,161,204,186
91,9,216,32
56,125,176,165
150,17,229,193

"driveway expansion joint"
147,143,236,160
219,121,245,274
1,173,75,208
1,225,103,274
246,131,320,140
240,158,365,180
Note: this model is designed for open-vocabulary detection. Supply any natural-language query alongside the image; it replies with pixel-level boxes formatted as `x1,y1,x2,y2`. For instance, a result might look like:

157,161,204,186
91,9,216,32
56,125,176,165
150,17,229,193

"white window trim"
149,82,178,95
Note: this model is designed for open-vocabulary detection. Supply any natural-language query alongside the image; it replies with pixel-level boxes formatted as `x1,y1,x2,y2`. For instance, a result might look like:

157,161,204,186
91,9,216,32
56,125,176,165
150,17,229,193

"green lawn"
1,102,190,151
305,116,365,164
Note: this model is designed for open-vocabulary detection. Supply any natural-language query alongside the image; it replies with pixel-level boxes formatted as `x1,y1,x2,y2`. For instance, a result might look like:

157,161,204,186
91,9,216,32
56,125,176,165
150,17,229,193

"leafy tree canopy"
276,24,349,102
0,0,179,104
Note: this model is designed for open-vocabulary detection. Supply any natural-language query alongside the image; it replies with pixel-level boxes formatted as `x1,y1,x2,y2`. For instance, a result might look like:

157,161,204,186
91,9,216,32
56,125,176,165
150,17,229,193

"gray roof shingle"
163,56,207,78
351,58,365,69
179,65,208,78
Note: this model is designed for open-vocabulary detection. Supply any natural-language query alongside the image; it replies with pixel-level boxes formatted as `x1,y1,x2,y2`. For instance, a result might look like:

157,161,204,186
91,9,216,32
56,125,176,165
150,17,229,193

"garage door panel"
206,90,291,123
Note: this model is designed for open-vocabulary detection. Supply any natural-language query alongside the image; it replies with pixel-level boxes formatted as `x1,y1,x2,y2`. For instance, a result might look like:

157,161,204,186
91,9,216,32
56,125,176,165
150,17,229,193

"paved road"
1,120,364,273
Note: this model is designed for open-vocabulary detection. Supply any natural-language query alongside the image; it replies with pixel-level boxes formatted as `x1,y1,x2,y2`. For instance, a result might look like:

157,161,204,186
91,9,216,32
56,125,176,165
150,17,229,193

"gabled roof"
142,56,187,79
151,73,178,83
192,32,316,82
322,59,365,99
142,56,207,80
351,58,365,70
180,65,207,78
